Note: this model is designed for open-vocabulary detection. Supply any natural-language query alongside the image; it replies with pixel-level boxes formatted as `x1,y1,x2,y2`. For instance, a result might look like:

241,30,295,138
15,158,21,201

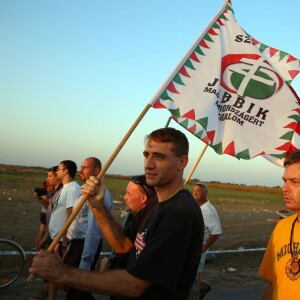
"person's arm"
79,189,113,270
30,250,151,297
38,230,50,249
79,208,101,270
84,177,133,253
202,234,219,252
261,281,272,300
62,207,73,249
34,193,49,210
100,256,111,272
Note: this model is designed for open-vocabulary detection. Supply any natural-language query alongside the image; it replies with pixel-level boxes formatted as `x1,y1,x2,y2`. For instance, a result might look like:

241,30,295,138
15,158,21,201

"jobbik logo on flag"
150,0,300,165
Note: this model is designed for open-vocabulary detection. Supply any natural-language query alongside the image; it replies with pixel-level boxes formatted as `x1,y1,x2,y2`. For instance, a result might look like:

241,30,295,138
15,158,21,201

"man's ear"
95,167,101,176
178,155,189,171
141,194,148,205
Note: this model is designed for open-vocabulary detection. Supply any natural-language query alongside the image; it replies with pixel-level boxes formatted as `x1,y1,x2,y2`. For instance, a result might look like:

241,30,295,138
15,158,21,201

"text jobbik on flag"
150,0,300,165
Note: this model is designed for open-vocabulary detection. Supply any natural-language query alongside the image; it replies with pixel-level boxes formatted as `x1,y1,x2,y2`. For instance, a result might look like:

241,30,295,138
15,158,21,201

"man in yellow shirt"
259,150,300,299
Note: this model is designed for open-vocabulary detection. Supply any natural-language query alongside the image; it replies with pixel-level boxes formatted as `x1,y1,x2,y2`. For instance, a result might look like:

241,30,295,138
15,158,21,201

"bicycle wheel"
0,239,26,288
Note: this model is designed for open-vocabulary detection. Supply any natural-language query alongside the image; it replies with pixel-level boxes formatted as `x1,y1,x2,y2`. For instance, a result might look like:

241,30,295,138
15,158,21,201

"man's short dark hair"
284,150,300,167
145,127,189,157
48,166,58,173
89,157,102,170
60,160,77,178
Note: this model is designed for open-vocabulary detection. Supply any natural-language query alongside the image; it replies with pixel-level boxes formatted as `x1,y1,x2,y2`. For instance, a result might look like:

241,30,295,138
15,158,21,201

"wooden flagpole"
184,143,209,186
28,103,152,281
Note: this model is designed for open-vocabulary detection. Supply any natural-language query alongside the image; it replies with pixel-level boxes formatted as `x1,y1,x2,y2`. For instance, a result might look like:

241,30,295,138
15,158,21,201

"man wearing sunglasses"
124,175,156,215
30,127,204,300
100,175,156,275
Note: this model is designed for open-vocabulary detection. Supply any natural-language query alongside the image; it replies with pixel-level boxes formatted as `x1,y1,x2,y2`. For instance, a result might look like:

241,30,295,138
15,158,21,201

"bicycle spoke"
0,240,26,288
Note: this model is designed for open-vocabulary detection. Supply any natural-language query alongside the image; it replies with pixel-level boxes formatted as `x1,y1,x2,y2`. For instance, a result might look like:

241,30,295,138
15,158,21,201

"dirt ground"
0,178,291,299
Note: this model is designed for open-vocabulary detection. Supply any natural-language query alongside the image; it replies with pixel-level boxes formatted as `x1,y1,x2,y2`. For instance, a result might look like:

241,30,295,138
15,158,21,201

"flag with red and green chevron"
150,0,300,166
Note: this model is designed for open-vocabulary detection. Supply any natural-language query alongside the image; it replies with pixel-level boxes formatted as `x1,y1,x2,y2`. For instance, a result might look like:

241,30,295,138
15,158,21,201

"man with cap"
100,174,157,300
193,182,222,299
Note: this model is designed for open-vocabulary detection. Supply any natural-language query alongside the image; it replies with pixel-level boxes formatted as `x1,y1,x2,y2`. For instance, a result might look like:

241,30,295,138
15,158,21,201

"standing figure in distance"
193,182,222,299
33,181,50,251
29,167,63,300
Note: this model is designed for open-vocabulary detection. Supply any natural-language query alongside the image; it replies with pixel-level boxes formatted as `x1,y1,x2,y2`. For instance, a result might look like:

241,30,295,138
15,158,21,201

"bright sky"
1,0,299,187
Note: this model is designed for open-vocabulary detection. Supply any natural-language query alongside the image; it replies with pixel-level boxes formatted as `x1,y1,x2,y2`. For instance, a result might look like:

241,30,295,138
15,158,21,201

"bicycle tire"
0,239,26,288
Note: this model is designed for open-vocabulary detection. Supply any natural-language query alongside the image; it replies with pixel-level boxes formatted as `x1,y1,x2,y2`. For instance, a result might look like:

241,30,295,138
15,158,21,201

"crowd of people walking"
29,127,300,300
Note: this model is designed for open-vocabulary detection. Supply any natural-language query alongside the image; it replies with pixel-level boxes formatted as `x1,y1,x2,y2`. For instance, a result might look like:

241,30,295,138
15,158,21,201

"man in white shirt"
193,182,222,299
48,160,81,300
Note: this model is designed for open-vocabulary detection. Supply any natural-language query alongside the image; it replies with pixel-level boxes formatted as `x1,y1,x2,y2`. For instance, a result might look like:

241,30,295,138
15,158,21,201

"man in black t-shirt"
124,190,203,299
30,127,204,299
